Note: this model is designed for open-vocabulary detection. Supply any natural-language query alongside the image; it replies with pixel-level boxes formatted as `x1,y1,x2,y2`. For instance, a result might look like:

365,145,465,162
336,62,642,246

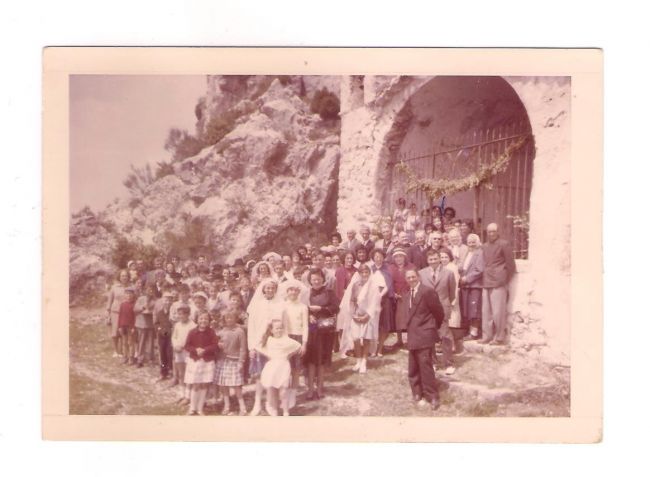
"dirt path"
69,306,569,417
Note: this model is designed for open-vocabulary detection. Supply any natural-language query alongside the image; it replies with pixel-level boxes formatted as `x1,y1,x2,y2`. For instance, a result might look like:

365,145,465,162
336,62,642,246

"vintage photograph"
68,72,571,418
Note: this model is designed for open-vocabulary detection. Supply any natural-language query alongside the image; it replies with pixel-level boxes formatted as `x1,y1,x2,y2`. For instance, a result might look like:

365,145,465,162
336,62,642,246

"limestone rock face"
70,75,342,301
69,209,117,305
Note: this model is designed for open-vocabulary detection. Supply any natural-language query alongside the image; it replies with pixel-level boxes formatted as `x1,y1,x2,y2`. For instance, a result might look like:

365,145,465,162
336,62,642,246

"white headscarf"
246,278,283,350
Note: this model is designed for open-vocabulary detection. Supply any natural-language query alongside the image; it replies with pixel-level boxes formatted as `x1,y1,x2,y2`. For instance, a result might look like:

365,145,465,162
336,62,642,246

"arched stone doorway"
379,76,535,258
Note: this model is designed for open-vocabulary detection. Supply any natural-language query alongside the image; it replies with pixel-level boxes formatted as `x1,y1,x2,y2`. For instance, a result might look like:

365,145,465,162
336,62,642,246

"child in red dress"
184,311,219,415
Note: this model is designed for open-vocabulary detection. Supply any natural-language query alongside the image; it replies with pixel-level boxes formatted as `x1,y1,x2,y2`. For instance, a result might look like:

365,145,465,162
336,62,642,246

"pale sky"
70,75,207,212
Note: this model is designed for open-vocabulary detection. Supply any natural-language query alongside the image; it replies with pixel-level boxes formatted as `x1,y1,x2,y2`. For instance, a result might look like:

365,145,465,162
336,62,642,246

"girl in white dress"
256,320,301,416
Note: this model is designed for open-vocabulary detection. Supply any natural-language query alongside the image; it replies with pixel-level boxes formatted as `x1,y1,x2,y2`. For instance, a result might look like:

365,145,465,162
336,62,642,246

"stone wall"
338,75,571,364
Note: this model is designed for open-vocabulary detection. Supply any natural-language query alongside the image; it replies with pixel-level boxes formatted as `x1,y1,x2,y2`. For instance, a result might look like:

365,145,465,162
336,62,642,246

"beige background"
43,47,602,442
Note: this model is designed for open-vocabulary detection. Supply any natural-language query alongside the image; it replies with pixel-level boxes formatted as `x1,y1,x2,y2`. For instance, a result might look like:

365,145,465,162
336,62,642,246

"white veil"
246,277,283,350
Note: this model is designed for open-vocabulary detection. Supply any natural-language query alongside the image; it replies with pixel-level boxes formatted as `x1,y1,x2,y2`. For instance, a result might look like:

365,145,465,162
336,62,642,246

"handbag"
316,316,337,331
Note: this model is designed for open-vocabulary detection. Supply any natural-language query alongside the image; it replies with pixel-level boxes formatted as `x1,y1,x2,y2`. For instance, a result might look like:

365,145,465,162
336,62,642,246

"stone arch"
374,76,535,256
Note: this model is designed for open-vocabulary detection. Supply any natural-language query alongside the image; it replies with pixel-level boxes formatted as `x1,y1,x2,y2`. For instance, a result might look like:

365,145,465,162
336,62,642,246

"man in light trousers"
479,223,516,345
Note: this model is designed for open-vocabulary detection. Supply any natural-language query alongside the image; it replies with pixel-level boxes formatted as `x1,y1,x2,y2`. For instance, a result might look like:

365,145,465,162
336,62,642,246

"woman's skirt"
394,296,408,332
184,357,216,385
304,328,335,366
214,358,244,387
378,295,397,333
460,287,482,328
349,317,372,341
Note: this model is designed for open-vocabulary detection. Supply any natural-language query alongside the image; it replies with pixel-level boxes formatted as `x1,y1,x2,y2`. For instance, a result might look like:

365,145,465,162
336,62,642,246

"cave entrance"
384,76,535,258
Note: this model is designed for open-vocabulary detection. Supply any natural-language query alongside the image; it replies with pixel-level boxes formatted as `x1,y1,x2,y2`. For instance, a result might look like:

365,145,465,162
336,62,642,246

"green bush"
164,128,204,161
111,236,161,270
200,110,239,147
194,97,205,120
155,161,175,180
159,215,213,259
310,87,340,120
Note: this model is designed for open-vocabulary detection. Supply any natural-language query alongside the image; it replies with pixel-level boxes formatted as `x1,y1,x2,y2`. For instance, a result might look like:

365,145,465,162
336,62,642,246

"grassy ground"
70,306,570,417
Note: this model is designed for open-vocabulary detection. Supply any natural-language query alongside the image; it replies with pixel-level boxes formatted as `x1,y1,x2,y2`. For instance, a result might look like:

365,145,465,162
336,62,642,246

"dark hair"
372,248,386,259
438,247,453,260
397,197,406,205
229,291,242,300
426,249,441,258
178,283,191,293
444,207,456,218
331,232,342,242
197,310,210,323
308,267,326,285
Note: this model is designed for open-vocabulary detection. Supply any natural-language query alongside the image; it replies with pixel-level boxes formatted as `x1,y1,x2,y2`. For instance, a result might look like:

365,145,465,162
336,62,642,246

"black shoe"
136,362,144,368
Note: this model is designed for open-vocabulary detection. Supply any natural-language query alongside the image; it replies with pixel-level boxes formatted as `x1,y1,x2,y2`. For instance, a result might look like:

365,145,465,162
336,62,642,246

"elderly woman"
304,268,340,400
389,248,412,348
459,233,485,340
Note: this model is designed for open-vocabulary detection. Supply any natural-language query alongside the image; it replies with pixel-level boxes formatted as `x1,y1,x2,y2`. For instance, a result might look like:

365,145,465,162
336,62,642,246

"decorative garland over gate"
393,136,528,201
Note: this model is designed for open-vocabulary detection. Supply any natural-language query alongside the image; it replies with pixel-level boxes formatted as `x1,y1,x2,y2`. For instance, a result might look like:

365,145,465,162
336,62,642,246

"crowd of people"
103,198,517,415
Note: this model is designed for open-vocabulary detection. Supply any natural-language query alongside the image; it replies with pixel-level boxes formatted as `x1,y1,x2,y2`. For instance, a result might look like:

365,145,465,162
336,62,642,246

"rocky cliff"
70,75,341,303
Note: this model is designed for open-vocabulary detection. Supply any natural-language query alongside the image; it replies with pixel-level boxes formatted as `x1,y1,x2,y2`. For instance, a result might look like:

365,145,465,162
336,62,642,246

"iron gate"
387,121,534,259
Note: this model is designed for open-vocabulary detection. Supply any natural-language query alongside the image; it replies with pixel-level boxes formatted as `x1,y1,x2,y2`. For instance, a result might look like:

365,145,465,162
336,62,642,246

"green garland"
394,137,528,201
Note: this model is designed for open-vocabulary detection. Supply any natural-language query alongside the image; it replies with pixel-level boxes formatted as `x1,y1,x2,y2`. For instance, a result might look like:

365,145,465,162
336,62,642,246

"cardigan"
184,327,219,361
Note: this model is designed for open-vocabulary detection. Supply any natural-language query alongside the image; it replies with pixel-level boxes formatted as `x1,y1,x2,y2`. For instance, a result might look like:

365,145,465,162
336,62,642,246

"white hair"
467,233,482,246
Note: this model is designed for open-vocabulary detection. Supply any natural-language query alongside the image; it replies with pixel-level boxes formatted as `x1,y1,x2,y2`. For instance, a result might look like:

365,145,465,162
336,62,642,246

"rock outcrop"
70,75,341,303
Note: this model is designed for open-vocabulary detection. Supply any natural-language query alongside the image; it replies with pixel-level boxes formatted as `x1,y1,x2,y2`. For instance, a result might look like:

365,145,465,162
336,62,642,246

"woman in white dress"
338,264,387,373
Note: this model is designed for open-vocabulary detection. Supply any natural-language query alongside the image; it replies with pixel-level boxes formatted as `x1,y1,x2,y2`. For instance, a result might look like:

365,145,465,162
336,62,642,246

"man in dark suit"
407,230,429,270
359,224,375,255
404,268,445,410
